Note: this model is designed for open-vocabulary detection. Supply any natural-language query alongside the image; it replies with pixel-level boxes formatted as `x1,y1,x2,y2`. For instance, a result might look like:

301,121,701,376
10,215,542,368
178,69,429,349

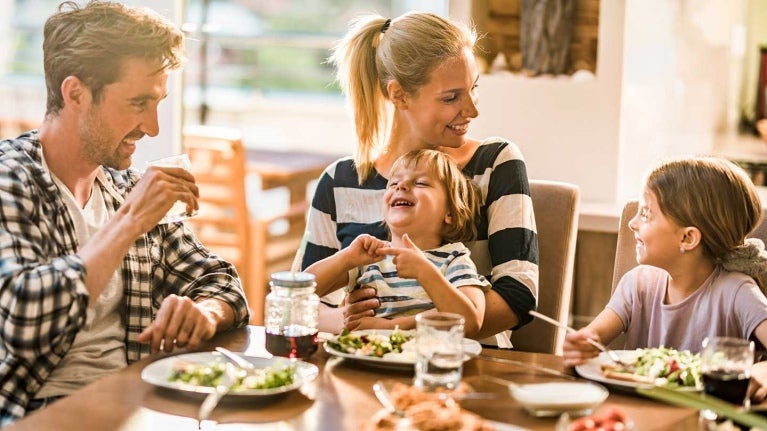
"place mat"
637,386,767,429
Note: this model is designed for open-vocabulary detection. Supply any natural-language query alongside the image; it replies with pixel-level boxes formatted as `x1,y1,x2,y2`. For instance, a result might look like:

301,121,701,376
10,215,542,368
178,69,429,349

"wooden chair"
182,125,310,324
0,118,38,137
510,180,580,354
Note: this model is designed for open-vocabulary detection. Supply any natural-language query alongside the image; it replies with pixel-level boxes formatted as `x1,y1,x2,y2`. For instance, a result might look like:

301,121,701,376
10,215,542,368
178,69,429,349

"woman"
302,11,538,345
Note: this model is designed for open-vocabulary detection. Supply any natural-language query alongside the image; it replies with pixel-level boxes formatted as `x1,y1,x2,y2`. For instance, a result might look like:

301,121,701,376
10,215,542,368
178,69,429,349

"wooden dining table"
7,326,699,431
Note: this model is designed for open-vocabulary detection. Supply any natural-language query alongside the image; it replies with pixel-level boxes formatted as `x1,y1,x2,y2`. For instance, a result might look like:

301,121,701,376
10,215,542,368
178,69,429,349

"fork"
529,310,627,367
197,364,236,424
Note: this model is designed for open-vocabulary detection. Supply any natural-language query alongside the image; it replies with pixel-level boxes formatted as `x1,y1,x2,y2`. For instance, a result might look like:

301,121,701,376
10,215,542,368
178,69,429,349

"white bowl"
509,381,609,417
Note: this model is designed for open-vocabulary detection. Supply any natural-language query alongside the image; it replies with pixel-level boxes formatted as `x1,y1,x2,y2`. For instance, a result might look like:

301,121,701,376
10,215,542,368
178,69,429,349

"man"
0,1,249,423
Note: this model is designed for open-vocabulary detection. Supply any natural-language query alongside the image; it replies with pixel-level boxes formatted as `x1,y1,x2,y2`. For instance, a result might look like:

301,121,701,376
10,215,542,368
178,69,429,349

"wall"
740,0,767,121
471,0,751,205
618,0,749,203
470,0,625,204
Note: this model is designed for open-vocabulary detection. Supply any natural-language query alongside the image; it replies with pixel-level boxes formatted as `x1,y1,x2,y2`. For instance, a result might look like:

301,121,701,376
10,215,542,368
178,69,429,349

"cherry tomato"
601,406,629,423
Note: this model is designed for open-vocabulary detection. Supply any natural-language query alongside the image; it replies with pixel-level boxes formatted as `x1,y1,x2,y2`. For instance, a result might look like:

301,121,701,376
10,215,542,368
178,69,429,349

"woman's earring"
679,245,685,254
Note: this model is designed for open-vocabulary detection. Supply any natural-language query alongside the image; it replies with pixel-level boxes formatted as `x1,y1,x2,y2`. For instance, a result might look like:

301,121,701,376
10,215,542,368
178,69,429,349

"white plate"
141,352,319,396
509,381,608,417
574,350,700,391
323,329,482,370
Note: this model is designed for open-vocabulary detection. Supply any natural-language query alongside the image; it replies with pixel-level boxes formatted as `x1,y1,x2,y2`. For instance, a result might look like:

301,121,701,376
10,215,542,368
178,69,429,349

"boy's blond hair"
389,149,481,244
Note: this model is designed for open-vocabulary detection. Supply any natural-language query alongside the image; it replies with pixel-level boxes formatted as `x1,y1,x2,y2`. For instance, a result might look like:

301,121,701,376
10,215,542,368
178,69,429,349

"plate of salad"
141,351,318,397
575,347,703,391
323,329,481,370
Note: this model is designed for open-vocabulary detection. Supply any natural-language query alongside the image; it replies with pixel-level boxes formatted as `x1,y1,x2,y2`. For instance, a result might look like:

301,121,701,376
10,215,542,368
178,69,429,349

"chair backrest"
611,200,639,293
182,125,251,288
510,180,580,354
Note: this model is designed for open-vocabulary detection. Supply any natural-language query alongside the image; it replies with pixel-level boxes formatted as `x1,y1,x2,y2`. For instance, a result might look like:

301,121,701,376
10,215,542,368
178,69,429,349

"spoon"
529,310,628,367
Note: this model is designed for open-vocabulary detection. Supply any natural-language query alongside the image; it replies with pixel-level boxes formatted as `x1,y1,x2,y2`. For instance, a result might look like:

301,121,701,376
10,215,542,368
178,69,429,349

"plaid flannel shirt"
0,132,250,423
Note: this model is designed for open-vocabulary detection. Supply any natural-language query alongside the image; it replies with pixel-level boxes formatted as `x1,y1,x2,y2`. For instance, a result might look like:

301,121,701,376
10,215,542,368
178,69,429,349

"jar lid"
270,271,316,287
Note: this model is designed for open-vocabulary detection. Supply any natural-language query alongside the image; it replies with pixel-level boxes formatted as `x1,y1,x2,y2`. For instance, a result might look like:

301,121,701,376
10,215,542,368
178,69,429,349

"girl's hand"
563,328,602,366
376,234,431,279
750,361,767,402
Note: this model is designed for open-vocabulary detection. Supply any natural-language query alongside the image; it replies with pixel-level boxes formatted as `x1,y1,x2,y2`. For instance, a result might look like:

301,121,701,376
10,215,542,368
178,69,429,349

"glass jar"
264,271,319,359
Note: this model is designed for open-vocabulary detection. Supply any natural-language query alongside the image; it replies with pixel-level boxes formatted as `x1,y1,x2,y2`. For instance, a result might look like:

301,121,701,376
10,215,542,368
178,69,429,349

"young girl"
564,157,767,366
306,149,490,337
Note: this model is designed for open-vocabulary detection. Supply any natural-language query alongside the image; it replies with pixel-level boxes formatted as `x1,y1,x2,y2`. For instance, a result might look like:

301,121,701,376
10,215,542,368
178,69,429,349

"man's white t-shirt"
36,161,127,398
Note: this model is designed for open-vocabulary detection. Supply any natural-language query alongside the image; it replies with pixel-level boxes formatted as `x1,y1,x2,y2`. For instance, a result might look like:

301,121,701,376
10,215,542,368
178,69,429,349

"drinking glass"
145,154,198,224
414,312,464,391
701,336,754,406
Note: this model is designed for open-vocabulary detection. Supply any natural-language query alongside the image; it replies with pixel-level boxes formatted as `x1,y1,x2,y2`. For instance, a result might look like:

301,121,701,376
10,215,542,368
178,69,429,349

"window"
181,0,448,153
0,0,449,154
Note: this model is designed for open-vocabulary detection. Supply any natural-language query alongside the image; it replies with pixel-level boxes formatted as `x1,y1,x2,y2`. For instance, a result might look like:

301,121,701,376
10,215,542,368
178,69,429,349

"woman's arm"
471,140,538,338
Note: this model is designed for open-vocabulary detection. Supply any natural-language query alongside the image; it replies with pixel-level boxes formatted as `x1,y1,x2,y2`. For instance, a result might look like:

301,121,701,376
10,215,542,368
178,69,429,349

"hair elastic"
381,18,391,34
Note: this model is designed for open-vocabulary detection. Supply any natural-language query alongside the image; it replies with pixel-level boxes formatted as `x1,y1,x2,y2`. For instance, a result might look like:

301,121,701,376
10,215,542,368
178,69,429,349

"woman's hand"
342,287,380,331
562,328,602,367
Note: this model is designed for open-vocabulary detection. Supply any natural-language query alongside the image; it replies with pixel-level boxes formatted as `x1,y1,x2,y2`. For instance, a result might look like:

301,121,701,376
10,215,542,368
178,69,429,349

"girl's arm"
751,319,767,350
562,309,624,366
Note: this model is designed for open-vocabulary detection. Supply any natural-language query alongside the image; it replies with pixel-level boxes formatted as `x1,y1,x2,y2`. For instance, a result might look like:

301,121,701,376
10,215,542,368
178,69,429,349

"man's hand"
137,294,217,354
120,165,199,234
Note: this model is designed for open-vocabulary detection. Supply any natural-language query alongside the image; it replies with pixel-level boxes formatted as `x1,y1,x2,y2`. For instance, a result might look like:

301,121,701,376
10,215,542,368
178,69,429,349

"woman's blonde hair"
388,149,481,244
330,12,477,183
646,157,767,282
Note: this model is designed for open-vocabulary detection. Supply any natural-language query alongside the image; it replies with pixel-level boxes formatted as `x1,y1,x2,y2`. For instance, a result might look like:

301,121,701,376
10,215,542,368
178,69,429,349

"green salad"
168,360,295,391
625,347,702,389
326,328,413,358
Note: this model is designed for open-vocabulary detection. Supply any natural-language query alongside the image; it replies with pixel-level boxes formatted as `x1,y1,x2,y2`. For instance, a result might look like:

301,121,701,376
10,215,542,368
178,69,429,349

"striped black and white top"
346,242,492,318
302,137,539,330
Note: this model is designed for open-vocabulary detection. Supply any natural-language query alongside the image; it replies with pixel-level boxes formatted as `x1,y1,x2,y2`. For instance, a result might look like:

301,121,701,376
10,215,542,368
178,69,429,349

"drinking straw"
290,230,310,275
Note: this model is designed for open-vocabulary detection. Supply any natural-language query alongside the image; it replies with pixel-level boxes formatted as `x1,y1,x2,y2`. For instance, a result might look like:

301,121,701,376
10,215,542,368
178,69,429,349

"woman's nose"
463,92,479,118
628,214,638,232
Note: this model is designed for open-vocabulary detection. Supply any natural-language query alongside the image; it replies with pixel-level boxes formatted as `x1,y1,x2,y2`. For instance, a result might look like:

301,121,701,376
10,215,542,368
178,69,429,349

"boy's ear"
387,80,408,110
680,226,702,253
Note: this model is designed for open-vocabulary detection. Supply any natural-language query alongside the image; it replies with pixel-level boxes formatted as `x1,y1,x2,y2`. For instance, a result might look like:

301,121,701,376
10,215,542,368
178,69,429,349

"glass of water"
145,154,198,224
414,312,465,391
